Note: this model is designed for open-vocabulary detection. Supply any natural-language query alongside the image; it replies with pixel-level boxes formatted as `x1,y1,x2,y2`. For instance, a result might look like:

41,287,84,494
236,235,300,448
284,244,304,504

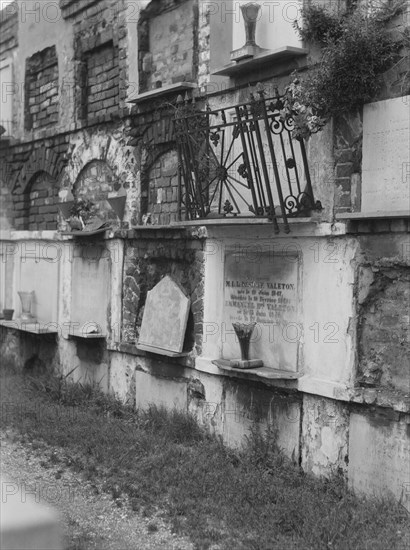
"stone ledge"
195,357,299,388
0,230,60,241
0,320,58,335
107,341,196,368
351,386,410,414
128,82,197,104
120,225,207,240
212,46,308,77
336,210,410,220
337,211,410,234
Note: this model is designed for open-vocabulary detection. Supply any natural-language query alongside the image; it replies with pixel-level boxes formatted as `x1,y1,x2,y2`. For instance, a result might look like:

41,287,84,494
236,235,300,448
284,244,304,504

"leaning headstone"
137,275,190,356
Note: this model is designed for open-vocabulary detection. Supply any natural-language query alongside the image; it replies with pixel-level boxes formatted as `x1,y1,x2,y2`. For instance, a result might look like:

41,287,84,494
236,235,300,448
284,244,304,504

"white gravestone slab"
362,96,410,212
222,251,301,371
71,249,110,336
137,275,190,356
19,253,59,324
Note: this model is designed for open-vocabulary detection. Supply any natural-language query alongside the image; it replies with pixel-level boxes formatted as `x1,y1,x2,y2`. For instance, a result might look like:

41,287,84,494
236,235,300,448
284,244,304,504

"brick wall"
0,2,18,55
59,0,101,19
72,0,128,122
24,47,59,131
138,0,198,93
333,111,363,212
73,159,118,222
27,172,59,230
148,151,179,225
85,43,119,120
2,135,69,229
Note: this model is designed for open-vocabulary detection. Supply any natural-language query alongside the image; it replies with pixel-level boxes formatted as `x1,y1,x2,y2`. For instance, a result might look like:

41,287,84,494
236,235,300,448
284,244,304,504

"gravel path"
0,429,194,550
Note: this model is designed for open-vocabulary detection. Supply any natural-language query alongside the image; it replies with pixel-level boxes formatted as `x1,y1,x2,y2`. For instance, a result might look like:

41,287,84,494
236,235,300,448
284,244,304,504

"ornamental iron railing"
173,84,322,233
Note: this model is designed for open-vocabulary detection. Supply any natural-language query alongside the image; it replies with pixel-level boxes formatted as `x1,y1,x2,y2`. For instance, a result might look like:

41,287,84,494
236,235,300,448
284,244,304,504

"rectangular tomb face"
71,246,111,334
361,95,410,212
222,251,301,371
18,253,59,324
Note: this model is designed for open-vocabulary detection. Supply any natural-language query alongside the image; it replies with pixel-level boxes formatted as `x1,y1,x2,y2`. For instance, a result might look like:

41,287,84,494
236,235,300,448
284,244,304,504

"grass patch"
1,367,408,550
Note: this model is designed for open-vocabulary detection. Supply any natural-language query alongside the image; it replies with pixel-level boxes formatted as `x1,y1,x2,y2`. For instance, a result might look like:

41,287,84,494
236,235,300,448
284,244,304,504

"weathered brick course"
25,46,59,131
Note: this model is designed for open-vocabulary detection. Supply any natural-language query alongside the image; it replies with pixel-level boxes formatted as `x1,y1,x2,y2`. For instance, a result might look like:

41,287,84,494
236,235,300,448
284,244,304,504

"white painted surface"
232,0,302,51
362,96,410,212
301,394,349,477
70,249,111,334
222,250,300,371
17,247,59,324
135,370,188,410
201,227,358,387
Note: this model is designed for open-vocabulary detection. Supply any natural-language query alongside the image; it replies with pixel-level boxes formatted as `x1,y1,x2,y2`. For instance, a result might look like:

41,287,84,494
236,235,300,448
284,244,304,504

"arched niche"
73,160,117,223
61,130,139,226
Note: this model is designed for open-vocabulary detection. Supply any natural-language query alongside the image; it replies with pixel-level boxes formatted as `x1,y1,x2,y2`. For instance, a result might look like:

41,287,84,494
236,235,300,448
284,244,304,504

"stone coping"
127,82,197,104
212,46,308,77
107,341,195,367
0,320,59,334
1,220,351,242
336,210,410,220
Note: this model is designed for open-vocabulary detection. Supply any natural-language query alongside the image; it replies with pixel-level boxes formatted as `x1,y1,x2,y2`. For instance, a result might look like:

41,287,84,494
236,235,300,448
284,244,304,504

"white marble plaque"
19,255,59,324
222,251,300,371
138,276,190,356
71,251,110,335
362,96,410,212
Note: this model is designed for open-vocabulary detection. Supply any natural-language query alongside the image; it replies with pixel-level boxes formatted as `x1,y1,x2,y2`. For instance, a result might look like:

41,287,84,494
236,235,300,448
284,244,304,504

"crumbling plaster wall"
122,229,205,354
356,233,410,393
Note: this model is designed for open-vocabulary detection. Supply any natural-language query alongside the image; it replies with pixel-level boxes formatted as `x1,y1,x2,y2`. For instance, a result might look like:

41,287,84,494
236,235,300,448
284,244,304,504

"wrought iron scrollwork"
174,87,322,232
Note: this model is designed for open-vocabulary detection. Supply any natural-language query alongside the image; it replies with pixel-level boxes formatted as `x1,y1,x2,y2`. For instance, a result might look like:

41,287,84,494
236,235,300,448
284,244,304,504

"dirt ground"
0,429,194,550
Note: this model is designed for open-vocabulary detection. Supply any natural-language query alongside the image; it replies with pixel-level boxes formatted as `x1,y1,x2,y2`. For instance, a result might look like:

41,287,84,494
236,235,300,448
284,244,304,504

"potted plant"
67,198,96,231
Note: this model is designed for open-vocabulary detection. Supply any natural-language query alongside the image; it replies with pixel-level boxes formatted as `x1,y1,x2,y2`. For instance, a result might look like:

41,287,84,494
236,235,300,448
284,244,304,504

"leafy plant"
280,77,328,140
69,198,95,221
289,1,406,134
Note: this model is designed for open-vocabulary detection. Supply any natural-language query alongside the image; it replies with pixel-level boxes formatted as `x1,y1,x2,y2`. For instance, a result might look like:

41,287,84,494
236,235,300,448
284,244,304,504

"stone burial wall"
121,227,206,358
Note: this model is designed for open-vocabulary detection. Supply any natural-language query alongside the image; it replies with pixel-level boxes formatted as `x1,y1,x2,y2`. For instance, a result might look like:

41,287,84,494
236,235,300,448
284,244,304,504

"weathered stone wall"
73,159,118,223
147,0,196,89
0,327,58,374
122,229,205,357
27,172,59,230
356,230,410,393
24,46,59,131
138,0,198,93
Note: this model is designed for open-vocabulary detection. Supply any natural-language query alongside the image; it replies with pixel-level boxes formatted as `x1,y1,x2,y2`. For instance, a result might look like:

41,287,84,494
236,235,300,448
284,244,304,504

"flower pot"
3,309,14,321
